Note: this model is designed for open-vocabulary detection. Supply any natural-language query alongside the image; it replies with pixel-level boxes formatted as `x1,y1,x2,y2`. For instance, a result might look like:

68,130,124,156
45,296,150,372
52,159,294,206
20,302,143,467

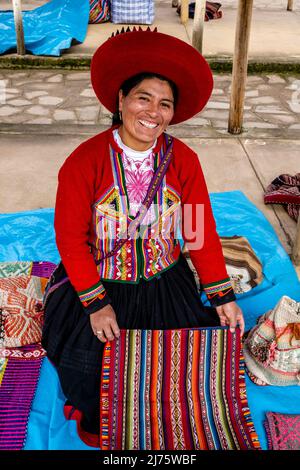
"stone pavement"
0,70,300,134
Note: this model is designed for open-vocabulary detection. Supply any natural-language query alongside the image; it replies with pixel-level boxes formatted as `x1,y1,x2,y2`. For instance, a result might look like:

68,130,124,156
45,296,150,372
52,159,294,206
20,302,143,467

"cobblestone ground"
0,70,299,134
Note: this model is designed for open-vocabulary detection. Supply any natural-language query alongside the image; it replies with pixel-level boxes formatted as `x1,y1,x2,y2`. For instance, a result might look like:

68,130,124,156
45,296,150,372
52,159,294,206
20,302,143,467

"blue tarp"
0,0,90,56
0,190,300,450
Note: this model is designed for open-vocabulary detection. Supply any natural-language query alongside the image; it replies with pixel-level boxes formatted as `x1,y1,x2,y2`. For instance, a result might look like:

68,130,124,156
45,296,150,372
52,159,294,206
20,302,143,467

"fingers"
96,321,120,343
237,312,245,337
216,303,245,337
96,322,120,343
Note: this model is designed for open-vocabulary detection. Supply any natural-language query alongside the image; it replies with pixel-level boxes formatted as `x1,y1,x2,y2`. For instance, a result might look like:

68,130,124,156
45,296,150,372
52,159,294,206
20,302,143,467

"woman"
42,28,244,447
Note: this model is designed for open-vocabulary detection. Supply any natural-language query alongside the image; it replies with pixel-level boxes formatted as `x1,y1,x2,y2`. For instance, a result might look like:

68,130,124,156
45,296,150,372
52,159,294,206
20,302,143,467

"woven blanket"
264,412,300,450
0,344,45,450
100,328,261,450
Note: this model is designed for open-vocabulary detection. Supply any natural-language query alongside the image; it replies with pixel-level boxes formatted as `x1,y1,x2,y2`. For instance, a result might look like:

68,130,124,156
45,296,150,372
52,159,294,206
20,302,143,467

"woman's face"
118,77,175,151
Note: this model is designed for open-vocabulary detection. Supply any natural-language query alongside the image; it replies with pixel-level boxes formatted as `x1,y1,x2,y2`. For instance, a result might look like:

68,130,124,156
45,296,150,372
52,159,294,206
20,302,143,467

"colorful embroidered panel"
264,412,300,450
100,328,261,450
0,345,44,450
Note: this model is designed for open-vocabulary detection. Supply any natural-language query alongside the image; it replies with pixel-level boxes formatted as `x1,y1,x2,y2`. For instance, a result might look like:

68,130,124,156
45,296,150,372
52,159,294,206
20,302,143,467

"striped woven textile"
100,328,261,450
0,344,44,450
89,0,111,24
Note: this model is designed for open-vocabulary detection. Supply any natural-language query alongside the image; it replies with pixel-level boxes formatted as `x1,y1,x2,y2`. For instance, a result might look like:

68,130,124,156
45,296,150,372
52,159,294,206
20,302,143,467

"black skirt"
41,253,220,434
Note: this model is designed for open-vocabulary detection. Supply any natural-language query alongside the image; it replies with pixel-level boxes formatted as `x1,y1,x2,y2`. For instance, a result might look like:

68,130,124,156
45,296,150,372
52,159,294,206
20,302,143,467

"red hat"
91,28,213,125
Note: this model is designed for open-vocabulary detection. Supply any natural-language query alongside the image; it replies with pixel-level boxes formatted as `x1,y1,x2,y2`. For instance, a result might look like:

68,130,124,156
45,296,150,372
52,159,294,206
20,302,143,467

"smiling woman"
41,28,244,448
117,75,176,150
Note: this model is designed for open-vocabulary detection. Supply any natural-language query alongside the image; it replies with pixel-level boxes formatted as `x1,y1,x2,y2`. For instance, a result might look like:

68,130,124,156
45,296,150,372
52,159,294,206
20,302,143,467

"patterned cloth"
111,0,155,24
100,328,260,450
113,129,156,223
264,173,300,222
243,295,300,386
0,344,45,450
89,0,111,24
0,262,56,348
183,235,263,295
264,412,300,450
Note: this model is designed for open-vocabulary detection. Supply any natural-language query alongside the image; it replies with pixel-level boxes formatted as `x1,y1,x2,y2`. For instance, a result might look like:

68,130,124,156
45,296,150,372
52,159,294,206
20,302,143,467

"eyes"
138,95,172,110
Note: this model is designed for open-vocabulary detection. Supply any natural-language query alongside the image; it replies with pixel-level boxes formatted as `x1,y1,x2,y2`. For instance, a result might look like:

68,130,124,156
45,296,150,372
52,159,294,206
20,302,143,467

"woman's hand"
216,301,245,337
90,304,120,343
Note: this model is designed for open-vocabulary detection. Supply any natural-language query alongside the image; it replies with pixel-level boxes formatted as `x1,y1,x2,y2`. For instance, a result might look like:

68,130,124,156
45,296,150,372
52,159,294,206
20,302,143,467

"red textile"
264,412,300,450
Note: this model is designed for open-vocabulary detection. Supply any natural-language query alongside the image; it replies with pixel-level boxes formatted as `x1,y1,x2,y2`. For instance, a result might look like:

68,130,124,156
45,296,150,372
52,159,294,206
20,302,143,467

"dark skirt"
41,253,220,435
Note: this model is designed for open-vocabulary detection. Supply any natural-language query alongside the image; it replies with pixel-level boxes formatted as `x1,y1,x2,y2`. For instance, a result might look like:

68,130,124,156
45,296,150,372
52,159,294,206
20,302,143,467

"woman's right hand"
90,304,120,343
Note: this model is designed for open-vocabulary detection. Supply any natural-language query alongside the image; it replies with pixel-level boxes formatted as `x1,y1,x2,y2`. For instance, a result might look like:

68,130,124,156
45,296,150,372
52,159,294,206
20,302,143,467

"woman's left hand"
216,301,245,337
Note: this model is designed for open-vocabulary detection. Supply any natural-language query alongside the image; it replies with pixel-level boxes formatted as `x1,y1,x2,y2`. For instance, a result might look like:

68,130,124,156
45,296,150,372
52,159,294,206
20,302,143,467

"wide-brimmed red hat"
91,28,213,125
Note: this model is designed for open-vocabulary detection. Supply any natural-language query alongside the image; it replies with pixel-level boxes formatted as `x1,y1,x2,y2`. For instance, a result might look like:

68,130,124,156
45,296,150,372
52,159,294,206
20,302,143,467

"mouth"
138,119,159,129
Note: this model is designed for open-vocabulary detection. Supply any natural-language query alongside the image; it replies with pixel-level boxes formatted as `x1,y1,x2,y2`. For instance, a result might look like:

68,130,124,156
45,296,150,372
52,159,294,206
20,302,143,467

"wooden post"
12,0,25,55
192,0,206,53
228,0,253,134
292,216,300,266
180,0,189,24
287,0,294,11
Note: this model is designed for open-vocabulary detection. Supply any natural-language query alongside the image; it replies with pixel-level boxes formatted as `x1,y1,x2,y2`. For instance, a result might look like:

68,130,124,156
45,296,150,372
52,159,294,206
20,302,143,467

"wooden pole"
292,216,300,266
228,0,253,134
180,0,189,24
12,0,25,55
287,0,294,11
192,0,206,53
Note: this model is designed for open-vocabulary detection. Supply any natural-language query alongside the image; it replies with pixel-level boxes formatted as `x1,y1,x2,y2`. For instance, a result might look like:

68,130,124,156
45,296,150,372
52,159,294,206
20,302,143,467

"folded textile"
100,328,261,450
264,173,300,205
177,2,222,21
0,262,56,348
243,295,300,386
183,235,263,295
264,173,300,222
264,412,300,450
220,236,263,294
0,344,45,450
89,0,111,23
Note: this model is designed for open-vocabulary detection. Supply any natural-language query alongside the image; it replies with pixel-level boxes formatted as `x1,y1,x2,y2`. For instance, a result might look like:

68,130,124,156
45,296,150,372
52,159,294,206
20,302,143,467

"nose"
146,100,160,117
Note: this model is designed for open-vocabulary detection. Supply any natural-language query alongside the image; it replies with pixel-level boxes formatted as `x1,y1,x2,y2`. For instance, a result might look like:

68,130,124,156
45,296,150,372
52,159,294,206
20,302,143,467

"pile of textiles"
264,412,300,450
176,2,223,21
264,173,300,222
0,261,56,450
100,328,261,450
243,295,300,387
183,235,263,295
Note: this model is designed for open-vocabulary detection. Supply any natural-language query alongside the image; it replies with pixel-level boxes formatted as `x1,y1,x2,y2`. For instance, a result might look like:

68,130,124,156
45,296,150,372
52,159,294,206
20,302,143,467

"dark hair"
111,72,178,125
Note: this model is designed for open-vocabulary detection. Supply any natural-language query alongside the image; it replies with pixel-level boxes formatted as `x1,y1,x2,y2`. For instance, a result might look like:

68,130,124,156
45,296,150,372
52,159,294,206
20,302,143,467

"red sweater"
55,126,235,314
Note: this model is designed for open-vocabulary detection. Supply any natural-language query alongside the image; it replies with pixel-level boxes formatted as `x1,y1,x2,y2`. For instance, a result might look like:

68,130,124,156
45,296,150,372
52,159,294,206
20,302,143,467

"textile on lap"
100,328,261,450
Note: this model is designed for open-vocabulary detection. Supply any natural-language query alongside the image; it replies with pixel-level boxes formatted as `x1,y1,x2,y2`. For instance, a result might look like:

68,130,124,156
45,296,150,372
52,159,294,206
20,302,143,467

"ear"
118,89,124,112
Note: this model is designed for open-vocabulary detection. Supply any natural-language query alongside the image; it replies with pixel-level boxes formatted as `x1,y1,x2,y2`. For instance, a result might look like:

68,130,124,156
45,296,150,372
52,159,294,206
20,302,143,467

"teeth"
139,120,158,129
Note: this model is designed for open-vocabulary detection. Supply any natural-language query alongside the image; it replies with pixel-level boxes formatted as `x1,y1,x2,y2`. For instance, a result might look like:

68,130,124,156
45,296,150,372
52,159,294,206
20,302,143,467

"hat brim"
91,31,213,125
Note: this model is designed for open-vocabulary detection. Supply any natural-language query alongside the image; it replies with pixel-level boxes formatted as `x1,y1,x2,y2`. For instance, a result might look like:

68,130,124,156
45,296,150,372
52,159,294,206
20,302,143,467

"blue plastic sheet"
0,190,300,450
0,0,90,56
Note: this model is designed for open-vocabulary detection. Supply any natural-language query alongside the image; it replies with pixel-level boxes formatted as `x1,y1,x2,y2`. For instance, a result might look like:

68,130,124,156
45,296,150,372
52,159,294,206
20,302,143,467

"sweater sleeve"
180,148,236,307
54,150,111,315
